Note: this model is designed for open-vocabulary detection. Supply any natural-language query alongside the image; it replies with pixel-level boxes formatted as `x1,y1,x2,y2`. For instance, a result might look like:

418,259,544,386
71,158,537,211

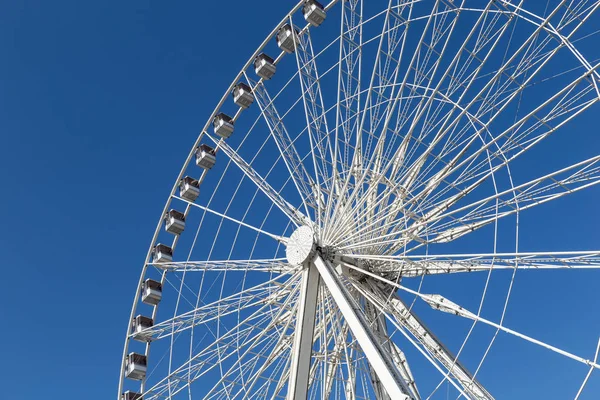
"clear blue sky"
0,1,291,397
0,1,599,399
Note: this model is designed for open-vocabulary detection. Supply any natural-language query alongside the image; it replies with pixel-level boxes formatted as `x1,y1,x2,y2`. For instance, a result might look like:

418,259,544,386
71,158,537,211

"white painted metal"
387,295,493,400
207,135,309,227
391,343,420,400
313,255,413,400
249,76,319,215
286,225,316,265
341,261,491,399
366,291,421,400
364,299,392,400
287,262,320,400
341,250,600,278
417,292,600,371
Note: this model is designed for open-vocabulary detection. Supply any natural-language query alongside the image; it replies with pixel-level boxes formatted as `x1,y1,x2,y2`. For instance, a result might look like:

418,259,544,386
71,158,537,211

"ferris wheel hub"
286,225,316,265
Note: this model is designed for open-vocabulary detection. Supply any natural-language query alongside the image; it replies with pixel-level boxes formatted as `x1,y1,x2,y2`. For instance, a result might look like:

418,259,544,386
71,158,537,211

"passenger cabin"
196,144,216,170
122,391,142,400
303,0,326,27
125,353,147,381
152,243,173,264
277,23,297,53
254,53,276,80
232,82,254,108
141,279,162,306
179,176,200,202
213,113,235,138
132,315,153,342
165,209,186,235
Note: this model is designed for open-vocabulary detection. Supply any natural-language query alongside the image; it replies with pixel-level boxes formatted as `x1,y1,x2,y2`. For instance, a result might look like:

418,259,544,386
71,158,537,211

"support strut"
313,255,414,399
287,262,320,400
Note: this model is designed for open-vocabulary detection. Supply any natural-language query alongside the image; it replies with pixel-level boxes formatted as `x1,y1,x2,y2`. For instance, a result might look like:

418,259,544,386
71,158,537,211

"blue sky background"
0,1,599,399
0,1,292,397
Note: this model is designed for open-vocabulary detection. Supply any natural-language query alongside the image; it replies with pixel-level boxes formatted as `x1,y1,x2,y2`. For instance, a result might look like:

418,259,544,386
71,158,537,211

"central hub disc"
286,225,316,265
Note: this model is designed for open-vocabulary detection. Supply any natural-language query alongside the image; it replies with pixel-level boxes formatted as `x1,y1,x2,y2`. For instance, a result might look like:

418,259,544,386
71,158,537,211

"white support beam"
339,257,491,399
391,343,421,400
365,300,392,400
384,292,493,400
366,299,422,400
312,255,414,400
287,262,320,400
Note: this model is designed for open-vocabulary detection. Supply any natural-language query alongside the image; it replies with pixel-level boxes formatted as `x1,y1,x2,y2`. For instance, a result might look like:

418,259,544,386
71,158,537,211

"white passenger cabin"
165,209,185,235
277,23,297,53
132,315,153,342
303,0,326,27
179,176,200,202
196,144,216,169
125,353,147,381
122,391,142,400
141,279,162,306
152,243,173,264
213,113,235,138
232,83,254,108
254,53,276,80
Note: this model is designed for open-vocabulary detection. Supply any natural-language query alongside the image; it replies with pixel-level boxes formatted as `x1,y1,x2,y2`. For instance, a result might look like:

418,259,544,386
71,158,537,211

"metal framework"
118,1,600,399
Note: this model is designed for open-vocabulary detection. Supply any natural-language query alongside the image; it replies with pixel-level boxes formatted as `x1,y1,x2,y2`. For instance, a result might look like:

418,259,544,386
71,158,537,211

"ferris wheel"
117,0,600,399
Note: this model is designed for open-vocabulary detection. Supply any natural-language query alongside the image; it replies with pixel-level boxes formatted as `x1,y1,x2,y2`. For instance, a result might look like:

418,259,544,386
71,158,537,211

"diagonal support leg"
365,300,392,400
287,262,320,400
312,255,414,400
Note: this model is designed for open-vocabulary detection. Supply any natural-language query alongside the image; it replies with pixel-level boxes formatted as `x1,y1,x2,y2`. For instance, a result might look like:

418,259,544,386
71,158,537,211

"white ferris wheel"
118,0,600,399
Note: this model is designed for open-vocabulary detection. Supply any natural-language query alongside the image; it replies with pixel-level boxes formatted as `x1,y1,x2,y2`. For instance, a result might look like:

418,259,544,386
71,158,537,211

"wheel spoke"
137,272,299,341
207,134,310,227
574,338,600,400
417,291,600,370
335,153,600,252
143,277,301,400
152,258,298,273
249,76,321,218
342,250,600,277
202,296,297,400
293,25,336,229
349,262,600,372
357,279,493,400
313,255,415,399
425,155,600,244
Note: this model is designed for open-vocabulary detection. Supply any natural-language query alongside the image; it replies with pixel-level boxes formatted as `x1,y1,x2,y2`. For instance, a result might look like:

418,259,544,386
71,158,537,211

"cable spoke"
293,24,337,229
342,250,600,277
137,272,299,341
202,295,297,400
356,279,492,400
347,263,600,372
152,258,298,273
417,291,600,370
207,135,310,227
336,152,600,252
143,276,300,400
427,155,600,244
249,76,321,218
